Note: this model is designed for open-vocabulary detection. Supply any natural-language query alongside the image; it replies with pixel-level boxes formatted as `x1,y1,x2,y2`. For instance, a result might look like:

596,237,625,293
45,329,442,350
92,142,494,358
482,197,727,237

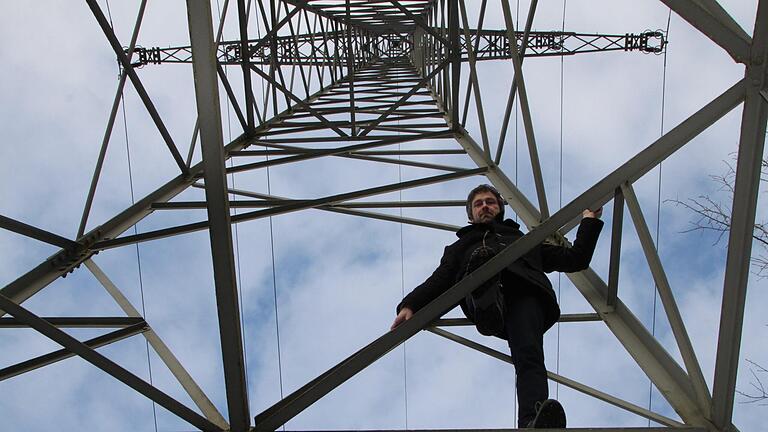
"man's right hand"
390,307,414,330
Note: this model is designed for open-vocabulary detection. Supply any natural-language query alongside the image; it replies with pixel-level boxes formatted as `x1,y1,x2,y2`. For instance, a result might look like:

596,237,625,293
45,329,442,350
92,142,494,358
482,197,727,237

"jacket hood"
456,218,521,238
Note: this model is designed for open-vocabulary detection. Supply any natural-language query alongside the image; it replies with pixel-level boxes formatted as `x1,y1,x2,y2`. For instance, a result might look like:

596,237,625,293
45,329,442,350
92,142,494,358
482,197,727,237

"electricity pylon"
1,1,765,431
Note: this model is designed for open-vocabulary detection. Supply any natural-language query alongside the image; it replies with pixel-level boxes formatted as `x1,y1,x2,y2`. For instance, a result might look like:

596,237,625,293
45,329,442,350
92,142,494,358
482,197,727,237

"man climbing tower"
391,184,604,428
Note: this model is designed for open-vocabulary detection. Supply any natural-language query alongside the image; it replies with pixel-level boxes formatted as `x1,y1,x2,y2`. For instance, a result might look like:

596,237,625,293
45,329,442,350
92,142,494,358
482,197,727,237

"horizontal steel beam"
0,317,145,328
0,322,147,382
94,168,486,250
432,313,602,327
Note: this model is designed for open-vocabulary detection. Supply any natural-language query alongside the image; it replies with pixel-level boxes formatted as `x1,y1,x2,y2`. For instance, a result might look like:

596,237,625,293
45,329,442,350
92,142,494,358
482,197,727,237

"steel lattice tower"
1,1,765,431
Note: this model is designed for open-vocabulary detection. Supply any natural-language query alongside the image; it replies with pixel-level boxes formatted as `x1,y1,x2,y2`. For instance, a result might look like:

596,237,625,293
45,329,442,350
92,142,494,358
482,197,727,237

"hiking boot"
527,399,566,429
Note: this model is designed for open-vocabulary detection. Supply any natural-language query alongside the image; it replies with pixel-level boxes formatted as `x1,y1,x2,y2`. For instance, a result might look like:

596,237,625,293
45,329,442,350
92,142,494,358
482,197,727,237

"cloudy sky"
1,0,766,431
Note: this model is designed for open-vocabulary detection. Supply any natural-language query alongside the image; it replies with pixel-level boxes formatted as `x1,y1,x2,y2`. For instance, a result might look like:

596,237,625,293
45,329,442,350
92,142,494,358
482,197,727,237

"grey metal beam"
427,327,687,428
495,0,538,165
236,0,255,130
389,0,450,47
185,1,249,430
0,293,221,431
458,0,490,155
152,199,466,210
227,130,454,174
85,259,229,429
499,0,549,219
215,185,462,232
0,215,79,249
78,0,148,238
0,321,148,382
432,313,601,327
606,187,623,309
660,0,751,63
711,1,768,427
0,317,144,328
93,168,486,250
621,183,712,414
84,0,189,176
449,0,460,130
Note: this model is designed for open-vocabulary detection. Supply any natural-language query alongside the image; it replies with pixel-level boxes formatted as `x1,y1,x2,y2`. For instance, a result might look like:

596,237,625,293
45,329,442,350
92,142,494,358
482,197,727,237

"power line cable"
648,8,672,427
257,4,286,430
555,0,567,401
104,1,158,430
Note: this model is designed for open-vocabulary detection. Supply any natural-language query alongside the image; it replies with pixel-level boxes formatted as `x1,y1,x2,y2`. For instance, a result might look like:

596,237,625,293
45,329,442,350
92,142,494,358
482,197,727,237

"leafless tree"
668,156,768,278
669,155,768,405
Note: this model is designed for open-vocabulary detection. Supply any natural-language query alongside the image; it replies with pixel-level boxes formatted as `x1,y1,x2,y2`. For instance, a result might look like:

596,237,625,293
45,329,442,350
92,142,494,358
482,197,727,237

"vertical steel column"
449,0,460,129
711,1,768,428
270,0,280,117
185,1,250,430
346,0,356,135
236,0,256,130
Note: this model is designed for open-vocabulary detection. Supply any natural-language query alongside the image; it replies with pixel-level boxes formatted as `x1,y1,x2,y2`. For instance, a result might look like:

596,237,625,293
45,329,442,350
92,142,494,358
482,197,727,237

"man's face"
470,191,501,223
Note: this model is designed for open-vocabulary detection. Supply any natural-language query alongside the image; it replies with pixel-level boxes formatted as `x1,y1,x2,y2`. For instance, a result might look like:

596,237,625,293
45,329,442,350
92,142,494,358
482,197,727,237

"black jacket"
397,217,604,330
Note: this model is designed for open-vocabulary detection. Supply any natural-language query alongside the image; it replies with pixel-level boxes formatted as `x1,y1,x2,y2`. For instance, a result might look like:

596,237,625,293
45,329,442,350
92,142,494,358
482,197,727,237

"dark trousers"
503,287,549,427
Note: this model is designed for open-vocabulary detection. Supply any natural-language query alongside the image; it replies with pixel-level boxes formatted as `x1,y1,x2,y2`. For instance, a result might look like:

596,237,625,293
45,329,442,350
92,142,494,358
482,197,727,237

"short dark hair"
466,184,505,221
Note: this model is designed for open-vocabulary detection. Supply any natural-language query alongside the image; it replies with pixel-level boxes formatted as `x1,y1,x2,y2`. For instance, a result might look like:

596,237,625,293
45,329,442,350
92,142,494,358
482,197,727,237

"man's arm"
541,208,604,273
391,244,459,330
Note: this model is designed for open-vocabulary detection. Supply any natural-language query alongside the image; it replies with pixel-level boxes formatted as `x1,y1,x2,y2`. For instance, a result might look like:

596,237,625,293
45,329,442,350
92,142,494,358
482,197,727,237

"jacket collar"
456,218,521,238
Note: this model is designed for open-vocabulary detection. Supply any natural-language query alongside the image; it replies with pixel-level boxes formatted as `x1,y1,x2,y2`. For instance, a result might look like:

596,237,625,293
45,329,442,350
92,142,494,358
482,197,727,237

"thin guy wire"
259,2,287,426
397,94,409,430
555,0,567,401
105,2,158,430
648,8,672,426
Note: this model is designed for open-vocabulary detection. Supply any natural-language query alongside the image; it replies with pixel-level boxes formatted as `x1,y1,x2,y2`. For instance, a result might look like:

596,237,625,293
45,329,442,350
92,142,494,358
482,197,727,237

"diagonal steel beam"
495,0,537,165
660,0,751,63
78,0,149,238
389,0,450,47
458,0,490,155
499,0,549,219
186,1,249,429
85,259,229,429
236,0,255,130
84,0,188,176
249,63,349,136
622,183,712,414
0,215,79,249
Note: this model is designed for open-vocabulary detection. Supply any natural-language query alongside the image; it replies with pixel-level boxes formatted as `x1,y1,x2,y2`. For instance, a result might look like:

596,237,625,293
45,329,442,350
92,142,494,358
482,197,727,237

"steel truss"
130,29,663,67
1,1,765,431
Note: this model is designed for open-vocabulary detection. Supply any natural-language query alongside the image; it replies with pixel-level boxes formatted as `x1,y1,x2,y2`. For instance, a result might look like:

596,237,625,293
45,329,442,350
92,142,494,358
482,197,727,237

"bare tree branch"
666,155,768,278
